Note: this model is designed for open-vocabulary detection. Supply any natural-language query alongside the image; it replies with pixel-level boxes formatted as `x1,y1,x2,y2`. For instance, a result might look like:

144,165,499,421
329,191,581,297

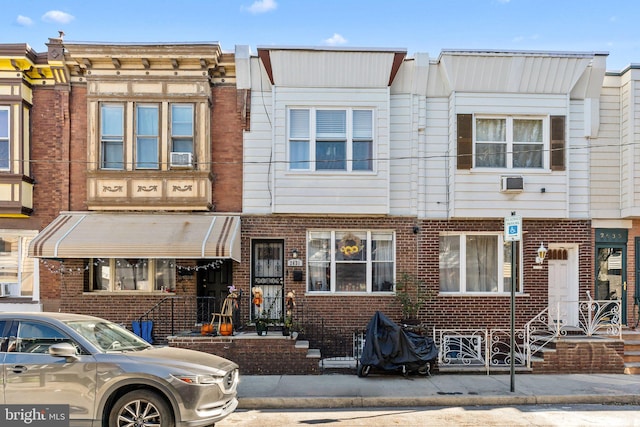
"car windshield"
65,320,151,352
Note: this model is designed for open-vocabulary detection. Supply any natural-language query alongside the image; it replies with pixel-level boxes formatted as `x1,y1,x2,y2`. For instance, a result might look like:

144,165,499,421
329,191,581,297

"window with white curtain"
0,107,9,170
91,258,176,292
307,230,394,293
289,108,374,171
475,116,544,169
439,233,521,293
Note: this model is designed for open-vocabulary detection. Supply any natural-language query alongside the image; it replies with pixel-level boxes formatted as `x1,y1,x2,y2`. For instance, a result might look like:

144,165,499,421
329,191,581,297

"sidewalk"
236,373,640,409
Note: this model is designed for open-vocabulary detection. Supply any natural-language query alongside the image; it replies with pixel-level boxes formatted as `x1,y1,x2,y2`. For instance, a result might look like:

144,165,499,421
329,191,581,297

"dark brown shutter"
457,114,472,170
550,115,565,171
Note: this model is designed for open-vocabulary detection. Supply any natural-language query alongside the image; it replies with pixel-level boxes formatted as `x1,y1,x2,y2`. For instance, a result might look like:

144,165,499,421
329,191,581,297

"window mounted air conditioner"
500,176,524,192
170,152,193,168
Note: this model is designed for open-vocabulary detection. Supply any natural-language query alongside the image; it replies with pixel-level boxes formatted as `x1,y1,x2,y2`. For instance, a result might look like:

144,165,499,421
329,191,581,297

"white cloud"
16,15,33,26
42,10,75,24
324,33,347,46
245,0,277,14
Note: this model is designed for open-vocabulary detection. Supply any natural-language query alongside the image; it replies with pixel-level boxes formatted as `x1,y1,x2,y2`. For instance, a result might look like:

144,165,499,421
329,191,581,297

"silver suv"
0,312,239,426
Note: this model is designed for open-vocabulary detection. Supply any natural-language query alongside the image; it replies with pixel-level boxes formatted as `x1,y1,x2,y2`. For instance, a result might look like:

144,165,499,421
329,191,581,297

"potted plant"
252,287,281,336
395,272,434,325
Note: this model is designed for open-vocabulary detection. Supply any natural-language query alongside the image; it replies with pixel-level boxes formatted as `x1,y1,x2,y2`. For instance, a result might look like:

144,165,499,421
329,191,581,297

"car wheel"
108,389,175,427
357,364,370,377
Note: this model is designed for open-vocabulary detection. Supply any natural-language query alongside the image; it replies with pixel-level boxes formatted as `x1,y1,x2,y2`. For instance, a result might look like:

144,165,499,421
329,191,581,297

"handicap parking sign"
504,215,522,241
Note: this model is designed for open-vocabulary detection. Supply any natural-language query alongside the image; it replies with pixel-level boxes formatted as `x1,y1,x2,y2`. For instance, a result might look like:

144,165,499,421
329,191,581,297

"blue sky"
2,0,639,71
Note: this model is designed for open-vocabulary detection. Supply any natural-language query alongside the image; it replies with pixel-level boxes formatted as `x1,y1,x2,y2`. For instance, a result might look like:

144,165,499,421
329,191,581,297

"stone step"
624,362,640,375
295,340,309,350
623,351,640,363
307,349,321,359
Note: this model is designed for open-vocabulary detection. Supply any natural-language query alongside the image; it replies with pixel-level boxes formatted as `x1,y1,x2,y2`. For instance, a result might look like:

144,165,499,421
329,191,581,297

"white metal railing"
433,297,622,373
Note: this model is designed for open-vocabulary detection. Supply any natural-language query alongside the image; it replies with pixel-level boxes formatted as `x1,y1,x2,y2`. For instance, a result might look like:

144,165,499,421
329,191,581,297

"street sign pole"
504,213,521,393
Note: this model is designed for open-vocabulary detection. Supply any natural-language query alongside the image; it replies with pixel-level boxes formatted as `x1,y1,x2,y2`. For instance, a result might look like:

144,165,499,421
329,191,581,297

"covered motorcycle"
358,311,438,377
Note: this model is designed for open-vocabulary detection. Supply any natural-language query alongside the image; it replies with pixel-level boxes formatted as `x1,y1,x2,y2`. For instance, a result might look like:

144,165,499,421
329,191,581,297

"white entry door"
547,247,579,327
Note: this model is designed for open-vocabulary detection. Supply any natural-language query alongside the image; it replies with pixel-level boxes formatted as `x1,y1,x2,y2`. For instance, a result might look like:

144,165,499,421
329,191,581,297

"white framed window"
135,104,159,169
171,104,194,154
0,231,37,297
439,233,521,293
91,258,176,292
0,107,9,170
289,108,374,171
100,104,125,170
474,116,545,169
307,230,394,293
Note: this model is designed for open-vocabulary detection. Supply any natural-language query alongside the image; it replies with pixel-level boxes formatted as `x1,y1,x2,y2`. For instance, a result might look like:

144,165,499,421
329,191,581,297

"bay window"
99,102,195,170
289,108,374,172
0,107,9,170
439,233,520,293
307,230,394,293
91,258,176,292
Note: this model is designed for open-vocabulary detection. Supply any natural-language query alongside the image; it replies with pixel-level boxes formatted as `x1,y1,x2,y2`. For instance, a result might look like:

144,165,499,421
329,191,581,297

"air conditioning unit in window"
500,175,524,192
170,152,193,168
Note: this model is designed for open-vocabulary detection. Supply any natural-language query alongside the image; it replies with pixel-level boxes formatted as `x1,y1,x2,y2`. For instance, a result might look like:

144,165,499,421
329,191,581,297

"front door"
197,260,233,323
595,245,627,324
595,229,628,325
251,240,284,323
547,246,579,327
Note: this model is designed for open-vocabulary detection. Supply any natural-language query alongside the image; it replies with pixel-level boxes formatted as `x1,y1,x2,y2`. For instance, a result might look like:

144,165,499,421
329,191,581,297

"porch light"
291,249,299,259
536,243,547,264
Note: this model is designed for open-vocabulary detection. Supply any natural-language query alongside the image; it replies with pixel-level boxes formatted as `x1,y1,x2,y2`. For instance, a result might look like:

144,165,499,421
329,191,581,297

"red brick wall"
69,85,87,211
169,335,320,375
211,86,244,213
531,339,625,374
236,216,593,332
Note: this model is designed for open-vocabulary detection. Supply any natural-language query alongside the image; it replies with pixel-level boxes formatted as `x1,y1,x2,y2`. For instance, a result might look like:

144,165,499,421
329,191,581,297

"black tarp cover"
360,311,437,371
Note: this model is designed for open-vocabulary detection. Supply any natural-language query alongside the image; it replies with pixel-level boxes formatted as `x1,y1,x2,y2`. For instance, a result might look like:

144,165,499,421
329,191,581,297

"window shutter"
550,115,565,171
457,114,472,170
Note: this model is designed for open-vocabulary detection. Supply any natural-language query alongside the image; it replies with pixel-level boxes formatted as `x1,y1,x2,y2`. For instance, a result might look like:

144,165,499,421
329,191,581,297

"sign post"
504,213,521,393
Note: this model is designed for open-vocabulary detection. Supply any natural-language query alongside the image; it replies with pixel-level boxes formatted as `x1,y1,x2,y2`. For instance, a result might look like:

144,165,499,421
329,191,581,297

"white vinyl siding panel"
450,93,572,219
389,94,417,215
567,100,590,218
423,97,450,219
272,87,390,214
591,80,622,219
243,89,274,214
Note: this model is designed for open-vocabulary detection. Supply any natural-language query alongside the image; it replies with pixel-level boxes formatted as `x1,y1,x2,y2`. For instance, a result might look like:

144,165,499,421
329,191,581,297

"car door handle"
10,365,27,373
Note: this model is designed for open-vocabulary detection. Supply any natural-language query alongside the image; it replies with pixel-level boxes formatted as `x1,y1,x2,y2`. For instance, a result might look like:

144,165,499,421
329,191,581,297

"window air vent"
500,176,524,192
170,152,193,168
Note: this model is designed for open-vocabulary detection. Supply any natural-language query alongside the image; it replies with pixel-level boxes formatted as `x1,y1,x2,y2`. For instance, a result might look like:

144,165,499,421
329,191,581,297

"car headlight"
172,374,223,385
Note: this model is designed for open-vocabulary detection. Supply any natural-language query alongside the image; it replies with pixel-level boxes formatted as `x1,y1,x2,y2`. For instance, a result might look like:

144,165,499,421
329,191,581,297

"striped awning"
28,212,241,261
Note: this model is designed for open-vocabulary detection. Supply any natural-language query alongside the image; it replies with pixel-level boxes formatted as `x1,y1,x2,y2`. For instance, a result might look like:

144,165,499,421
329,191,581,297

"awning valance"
28,212,241,262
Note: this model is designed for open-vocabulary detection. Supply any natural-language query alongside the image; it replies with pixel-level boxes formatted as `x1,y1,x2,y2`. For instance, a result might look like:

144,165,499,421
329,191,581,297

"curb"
237,394,640,410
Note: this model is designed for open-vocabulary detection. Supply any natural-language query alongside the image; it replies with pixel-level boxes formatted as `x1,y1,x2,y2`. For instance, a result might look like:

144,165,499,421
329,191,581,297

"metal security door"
251,240,284,323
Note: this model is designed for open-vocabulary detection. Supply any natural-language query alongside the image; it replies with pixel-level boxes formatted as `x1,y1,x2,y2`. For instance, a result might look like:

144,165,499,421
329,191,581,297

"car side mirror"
49,342,79,361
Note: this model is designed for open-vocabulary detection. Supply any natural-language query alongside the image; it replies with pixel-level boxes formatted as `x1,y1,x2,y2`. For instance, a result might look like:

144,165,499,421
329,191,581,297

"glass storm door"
251,240,284,323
